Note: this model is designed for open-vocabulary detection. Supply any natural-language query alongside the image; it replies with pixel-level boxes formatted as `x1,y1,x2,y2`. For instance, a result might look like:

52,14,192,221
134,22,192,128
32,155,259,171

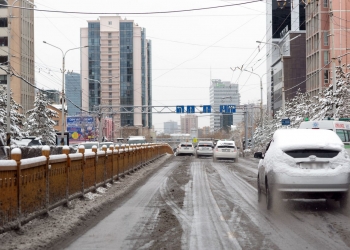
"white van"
299,120,350,151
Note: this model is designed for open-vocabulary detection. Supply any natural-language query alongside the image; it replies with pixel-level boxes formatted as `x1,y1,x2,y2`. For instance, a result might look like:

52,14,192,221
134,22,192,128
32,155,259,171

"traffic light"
305,118,309,121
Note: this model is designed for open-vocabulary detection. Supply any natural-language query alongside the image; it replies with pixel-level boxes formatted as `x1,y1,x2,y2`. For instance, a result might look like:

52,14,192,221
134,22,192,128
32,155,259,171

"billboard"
67,117,95,142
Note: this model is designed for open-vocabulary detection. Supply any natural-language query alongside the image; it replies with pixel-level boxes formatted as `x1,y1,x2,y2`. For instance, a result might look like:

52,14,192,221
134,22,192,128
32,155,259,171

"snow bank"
97,151,106,156
21,156,47,166
273,129,344,151
11,148,21,154
49,154,67,161
0,160,17,167
63,146,70,150
84,152,96,157
42,145,50,151
69,153,83,160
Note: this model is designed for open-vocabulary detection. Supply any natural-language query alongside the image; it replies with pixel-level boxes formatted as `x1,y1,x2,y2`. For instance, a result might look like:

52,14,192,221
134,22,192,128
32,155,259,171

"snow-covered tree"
253,62,350,152
0,86,27,140
26,91,59,145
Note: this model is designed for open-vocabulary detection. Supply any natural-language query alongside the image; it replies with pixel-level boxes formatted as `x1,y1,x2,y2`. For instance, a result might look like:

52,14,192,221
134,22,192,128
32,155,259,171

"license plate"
201,147,209,150
299,162,328,169
222,149,230,152
184,147,189,150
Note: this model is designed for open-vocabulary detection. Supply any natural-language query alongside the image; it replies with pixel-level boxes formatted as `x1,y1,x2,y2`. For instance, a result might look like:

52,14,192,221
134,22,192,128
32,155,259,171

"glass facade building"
141,29,146,127
88,22,101,112
65,72,82,116
147,40,152,129
120,22,134,126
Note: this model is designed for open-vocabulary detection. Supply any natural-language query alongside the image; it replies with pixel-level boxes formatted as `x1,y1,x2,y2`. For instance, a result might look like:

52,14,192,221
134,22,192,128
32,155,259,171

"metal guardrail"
0,143,173,232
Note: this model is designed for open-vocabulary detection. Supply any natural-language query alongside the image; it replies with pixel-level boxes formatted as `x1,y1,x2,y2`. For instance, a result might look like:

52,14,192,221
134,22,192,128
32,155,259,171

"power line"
0,1,263,15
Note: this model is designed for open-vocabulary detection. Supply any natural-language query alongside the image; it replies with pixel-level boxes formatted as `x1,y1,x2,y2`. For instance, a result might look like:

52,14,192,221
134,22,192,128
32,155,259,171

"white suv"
213,141,238,162
176,142,195,156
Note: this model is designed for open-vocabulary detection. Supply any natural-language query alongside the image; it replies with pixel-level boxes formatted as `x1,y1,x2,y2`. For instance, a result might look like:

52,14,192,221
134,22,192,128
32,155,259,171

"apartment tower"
305,1,350,96
80,16,152,138
0,0,35,113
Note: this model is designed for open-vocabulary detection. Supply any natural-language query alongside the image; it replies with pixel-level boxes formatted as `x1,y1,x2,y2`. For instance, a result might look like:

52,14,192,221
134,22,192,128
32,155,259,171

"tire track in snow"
212,163,350,250
188,161,242,250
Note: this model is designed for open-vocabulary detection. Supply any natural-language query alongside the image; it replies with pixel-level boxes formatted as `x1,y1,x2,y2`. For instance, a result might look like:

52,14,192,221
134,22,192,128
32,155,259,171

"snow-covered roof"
273,129,344,151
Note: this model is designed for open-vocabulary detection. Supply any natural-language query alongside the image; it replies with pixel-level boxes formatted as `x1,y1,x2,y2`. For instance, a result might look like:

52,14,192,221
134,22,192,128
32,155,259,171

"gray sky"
34,0,267,132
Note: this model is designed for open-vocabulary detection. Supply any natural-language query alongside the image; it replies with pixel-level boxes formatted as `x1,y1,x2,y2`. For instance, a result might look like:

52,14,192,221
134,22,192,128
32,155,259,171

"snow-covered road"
60,156,350,250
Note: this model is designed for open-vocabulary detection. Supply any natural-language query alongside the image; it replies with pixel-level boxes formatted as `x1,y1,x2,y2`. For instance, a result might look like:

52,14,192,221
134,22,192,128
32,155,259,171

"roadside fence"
0,143,173,233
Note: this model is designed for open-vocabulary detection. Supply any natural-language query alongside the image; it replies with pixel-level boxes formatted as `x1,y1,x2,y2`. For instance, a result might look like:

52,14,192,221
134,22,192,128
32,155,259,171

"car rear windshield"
218,145,235,149
83,143,98,149
199,144,213,147
181,144,192,147
284,149,340,158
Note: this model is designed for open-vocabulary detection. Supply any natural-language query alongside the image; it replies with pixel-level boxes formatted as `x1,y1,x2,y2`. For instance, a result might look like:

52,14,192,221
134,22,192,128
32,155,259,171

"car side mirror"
254,152,264,159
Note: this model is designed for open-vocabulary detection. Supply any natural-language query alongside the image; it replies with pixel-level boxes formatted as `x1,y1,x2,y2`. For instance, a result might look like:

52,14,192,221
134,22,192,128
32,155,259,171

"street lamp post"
256,34,300,117
43,41,88,145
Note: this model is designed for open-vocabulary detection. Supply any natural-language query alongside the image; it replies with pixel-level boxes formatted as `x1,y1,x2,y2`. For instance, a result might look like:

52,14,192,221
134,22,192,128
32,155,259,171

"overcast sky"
34,0,267,132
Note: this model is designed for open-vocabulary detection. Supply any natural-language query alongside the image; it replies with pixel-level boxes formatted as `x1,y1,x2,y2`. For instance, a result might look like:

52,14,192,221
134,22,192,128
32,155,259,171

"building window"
324,51,329,65
0,18,7,27
108,48,112,53
109,78,112,83
324,70,329,84
109,85,112,91
108,33,112,38
109,100,112,105
108,70,112,76
323,0,328,8
109,92,112,98
108,40,112,46
0,75,6,84
0,37,8,46
108,62,112,68
108,21,112,25
324,31,329,46
108,55,112,61
53,120,59,126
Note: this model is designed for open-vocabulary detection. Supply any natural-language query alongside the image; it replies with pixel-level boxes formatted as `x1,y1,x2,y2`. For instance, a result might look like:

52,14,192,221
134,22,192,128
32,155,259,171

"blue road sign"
220,105,236,113
203,105,211,113
176,106,185,113
281,119,290,125
227,105,236,113
187,105,195,113
220,105,226,113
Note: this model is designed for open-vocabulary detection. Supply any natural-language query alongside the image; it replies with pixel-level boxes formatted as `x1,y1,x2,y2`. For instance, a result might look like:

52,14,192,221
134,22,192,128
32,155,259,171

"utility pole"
251,104,254,149
244,105,248,151
98,112,103,143
330,0,337,117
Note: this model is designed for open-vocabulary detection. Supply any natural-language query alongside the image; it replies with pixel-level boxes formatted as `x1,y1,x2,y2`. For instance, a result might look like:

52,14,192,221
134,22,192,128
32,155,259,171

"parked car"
176,142,195,156
14,137,46,146
255,129,350,210
196,141,214,158
213,140,238,162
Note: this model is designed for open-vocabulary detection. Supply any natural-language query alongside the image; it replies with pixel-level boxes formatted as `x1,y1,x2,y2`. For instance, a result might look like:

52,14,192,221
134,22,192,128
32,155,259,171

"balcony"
101,57,119,62
100,51,119,55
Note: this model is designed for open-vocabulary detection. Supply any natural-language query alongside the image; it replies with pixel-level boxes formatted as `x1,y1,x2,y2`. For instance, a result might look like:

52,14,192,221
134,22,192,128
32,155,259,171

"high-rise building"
209,80,240,132
305,1,350,97
180,115,198,134
65,73,81,116
202,126,210,137
0,0,35,113
80,16,152,138
266,0,306,116
164,120,178,134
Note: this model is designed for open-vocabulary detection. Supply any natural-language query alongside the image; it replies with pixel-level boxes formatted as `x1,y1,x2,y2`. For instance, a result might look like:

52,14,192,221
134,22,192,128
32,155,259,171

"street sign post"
187,106,195,113
281,119,290,125
203,105,211,113
176,106,185,113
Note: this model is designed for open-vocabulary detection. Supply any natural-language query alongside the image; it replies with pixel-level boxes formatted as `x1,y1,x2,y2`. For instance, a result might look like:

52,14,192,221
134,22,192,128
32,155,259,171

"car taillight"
179,146,181,149
216,148,218,152
234,149,236,152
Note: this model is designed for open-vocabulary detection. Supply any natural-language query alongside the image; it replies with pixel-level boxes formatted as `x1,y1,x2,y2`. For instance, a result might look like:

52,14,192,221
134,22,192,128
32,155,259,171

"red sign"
335,123,345,129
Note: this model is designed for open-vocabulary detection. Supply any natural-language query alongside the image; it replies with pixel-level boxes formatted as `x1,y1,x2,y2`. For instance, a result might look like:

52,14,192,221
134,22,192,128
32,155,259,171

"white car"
213,141,238,162
196,141,214,157
255,129,350,210
176,142,195,156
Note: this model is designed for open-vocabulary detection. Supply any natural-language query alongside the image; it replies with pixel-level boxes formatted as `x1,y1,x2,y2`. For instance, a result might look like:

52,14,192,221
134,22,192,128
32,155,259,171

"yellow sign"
193,138,197,143
72,132,79,139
